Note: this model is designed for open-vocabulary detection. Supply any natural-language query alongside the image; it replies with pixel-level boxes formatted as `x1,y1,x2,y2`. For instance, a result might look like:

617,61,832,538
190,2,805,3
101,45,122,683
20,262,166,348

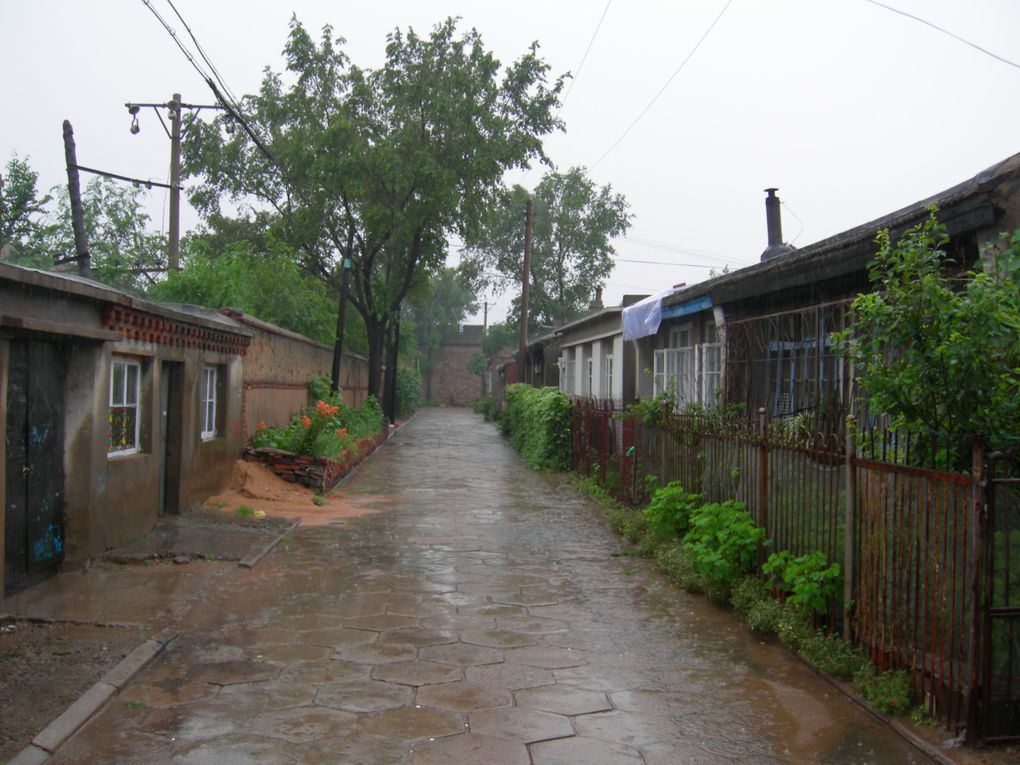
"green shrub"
654,541,705,593
731,576,769,614
396,366,421,418
853,667,912,715
762,550,842,616
501,384,572,471
643,482,702,541
682,500,764,591
799,632,869,680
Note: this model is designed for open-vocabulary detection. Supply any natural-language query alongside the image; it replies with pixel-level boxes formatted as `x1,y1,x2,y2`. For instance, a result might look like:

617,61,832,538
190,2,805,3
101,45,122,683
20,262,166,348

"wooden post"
62,120,90,278
517,198,533,383
167,93,182,271
965,435,986,745
844,415,857,642
757,407,768,565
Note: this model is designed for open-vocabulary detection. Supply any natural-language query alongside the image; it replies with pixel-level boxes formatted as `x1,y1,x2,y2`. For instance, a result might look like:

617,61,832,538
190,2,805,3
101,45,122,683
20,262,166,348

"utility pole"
517,198,533,383
167,93,182,271
62,120,91,278
125,93,225,272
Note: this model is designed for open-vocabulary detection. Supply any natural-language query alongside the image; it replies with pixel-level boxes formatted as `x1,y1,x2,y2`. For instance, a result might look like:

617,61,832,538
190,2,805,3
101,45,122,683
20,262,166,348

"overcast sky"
3,0,1020,324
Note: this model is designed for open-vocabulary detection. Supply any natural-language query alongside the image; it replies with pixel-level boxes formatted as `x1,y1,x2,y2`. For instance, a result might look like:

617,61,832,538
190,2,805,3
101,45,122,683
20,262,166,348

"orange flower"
316,400,339,418
301,415,311,428
255,421,266,431
336,428,348,437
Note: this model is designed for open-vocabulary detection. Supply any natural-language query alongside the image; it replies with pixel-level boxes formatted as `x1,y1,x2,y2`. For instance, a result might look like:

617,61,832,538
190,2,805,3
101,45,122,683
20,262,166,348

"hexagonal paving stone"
490,591,560,608
171,732,301,764
504,645,587,670
360,705,466,742
300,626,378,648
187,660,281,686
465,663,555,690
457,603,527,618
214,678,318,714
572,710,678,747
301,733,412,765
280,658,371,685
468,707,573,743
608,689,694,717
418,642,504,667
411,733,530,764
276,613,348,631
343,613,421,631
377,627,458,648
119,679,220,708
254,642,333,664
315,678,414,712
515,685,612,716
416,681,512,712
497,615,569,635
333,640,418,664
140,705,235,743
421,614,497,632
530,735,643,765
372,660,463,687
252,705,358,744
460,629,536,649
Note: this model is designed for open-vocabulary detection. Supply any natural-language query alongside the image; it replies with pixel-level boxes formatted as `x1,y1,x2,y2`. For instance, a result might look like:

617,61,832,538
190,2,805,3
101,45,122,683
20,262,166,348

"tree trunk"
366,317,387,402
383,315,400,425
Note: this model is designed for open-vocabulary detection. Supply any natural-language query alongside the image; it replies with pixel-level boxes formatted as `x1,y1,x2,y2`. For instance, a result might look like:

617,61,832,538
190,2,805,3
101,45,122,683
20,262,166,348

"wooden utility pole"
167,93,182,271
62,120,91,278
517,198,533,382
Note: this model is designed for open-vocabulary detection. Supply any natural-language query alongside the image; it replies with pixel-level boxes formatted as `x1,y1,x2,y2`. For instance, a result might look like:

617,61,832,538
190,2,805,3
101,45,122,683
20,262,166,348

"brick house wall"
424,325,483,406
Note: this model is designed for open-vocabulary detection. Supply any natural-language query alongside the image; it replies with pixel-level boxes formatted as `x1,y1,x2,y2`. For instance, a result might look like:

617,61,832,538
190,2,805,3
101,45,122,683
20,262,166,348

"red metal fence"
570,399,1019,743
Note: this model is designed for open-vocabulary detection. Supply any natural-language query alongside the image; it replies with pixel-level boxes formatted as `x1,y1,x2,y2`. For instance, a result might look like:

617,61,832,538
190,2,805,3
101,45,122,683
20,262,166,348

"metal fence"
570,399,1020,743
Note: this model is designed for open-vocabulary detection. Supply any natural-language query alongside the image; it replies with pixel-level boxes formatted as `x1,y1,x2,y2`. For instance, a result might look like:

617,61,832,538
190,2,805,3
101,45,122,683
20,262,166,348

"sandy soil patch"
202,459,384,527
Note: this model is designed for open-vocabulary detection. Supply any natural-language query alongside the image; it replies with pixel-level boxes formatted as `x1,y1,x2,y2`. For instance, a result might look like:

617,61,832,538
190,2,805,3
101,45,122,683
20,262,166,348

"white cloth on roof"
621,287,679,341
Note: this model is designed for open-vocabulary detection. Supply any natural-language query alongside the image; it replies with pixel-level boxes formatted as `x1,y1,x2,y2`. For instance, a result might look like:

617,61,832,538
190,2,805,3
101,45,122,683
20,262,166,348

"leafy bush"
251,377,383,459
682,500,764,592
654,541,705,594
762,550,842,616
501,384,572,471
396,366,421,418
799,632,869,680
731,576,769,614
643,482,702,541
853,666,912,715
619,389,676,426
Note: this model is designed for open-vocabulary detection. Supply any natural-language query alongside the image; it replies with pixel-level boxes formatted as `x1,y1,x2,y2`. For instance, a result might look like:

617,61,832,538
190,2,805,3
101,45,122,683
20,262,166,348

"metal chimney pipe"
765,188,783,248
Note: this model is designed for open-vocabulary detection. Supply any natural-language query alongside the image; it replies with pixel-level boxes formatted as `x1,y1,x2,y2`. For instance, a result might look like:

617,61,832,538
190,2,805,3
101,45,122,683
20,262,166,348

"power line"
560,0,612,110
613,256,726,268
591,0,734,170
862,0,1020,72
623,234,751,265
165,0,243,108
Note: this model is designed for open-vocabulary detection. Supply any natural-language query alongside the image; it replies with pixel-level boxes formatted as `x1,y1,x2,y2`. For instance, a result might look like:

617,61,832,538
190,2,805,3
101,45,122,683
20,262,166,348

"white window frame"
559,356,575,396
201,366,218,440
109,357,140,455
604,354,614,401
586,357,594,398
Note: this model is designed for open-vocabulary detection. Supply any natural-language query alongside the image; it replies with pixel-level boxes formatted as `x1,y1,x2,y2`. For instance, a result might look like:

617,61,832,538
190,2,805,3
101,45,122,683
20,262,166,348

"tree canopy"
835,210,1020,469
0,154,52,267
183,17,564,398
461,166,630,335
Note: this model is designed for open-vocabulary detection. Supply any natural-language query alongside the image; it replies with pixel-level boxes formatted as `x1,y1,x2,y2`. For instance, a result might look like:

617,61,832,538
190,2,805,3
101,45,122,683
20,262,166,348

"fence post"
965,435,986,746
843,415,857,643
621,415,633,504
757,407,768,565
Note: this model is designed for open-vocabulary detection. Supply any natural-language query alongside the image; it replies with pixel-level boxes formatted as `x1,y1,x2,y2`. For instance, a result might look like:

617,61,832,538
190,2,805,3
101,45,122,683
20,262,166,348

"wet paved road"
49,408,923,764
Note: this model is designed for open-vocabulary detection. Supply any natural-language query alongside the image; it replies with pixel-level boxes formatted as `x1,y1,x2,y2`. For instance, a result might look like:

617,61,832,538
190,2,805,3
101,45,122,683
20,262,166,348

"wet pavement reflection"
47,408,924,764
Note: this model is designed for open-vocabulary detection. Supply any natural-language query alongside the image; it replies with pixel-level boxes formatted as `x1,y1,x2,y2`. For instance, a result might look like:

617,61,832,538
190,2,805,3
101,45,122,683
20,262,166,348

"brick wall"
426,343,483,406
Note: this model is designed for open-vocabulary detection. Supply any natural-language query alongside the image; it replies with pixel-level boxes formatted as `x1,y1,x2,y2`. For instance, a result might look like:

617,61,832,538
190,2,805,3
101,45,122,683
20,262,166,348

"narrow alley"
38,409,923,764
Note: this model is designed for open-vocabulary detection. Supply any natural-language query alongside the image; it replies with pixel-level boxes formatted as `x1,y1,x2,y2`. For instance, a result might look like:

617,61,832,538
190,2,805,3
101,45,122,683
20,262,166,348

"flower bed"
245,429,387,492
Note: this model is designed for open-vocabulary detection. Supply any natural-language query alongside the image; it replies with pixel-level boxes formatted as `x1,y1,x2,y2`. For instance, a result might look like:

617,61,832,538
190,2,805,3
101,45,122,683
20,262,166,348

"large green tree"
184,17,563,399
462,166,630,335
0,154,52,267
47,176,166,292
408,265,479,399
836,210,1020,469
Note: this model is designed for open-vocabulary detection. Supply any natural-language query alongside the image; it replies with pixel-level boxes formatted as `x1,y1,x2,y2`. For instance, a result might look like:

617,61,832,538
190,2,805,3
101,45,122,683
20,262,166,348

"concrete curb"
239,519,300,569
8,632,178,764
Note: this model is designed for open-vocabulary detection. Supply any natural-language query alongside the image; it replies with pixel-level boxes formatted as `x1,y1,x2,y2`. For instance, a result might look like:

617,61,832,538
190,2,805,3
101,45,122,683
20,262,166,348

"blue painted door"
4,339,65,595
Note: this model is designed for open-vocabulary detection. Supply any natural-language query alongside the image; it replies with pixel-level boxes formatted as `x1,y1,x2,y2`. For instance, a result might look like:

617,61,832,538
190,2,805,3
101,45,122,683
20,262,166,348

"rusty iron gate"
981,451,1020,742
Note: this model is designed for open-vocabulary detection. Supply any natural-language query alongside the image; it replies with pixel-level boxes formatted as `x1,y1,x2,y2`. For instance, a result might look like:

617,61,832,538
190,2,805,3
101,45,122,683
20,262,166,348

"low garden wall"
244,429,388,492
